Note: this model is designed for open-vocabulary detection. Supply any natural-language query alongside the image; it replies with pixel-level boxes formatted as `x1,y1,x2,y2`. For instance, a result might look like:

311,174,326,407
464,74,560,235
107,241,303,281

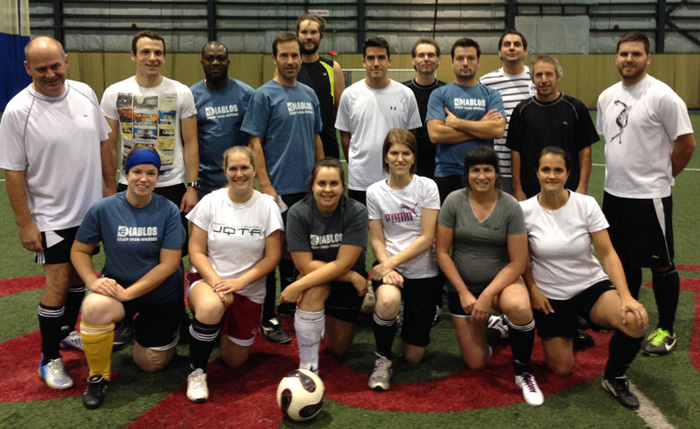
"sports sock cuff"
38,304,64,318
652,265,678,279
507,318,535,332
80,322,115,335
190,319,219,342
296,309,325,323
373,313,397,327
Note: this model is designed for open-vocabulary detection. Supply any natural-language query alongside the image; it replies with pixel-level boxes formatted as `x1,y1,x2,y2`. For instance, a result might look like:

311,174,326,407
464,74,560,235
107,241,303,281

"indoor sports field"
0,112,699,428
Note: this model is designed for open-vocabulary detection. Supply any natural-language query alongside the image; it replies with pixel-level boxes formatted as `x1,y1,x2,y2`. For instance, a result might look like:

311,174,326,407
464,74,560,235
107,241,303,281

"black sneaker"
113,318,134,351
573,329,595,350
259,318,291,344
602,376,639,410
83,375,109,410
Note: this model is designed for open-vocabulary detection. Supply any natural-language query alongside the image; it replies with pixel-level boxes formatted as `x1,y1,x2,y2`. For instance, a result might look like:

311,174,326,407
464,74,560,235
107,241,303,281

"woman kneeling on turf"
365,129,441,391
435,145,543,406
280,158,368,372
520,146,648,410
71,148,186,409
184,146,283,403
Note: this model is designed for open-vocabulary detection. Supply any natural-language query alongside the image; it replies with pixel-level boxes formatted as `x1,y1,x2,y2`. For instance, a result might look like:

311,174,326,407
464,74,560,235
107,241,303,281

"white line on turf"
628,380,675,428
593,163,700,172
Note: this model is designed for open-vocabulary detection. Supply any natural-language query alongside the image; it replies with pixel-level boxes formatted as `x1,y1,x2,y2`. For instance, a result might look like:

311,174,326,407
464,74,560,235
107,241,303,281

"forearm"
576,146,592,193
450,117,505,140
5,170,33,228
427,121,473,144
340,131,350,161
314,134,325,160
671,133,696,177
599,252,633,299
436,252,469,295
100,140,117,195
71,249,100,287
384,236,434,270
511,151,524,192
249,136,272,188
182,118,200,183
189,251,223,286
122,261,180,301
291,259,352,292
105,118,120,176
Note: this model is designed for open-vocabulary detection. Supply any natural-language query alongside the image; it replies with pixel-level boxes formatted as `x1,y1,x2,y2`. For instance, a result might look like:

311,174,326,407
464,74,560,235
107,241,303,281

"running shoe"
186,368,209,403
515,372,544,406
59,331,84,351
368,353,393,391
113,318,134,351
488,314,509,339
641,328,677,356
38,358,74,390
602,376,639,410
83,375,109,409
259,318,291,344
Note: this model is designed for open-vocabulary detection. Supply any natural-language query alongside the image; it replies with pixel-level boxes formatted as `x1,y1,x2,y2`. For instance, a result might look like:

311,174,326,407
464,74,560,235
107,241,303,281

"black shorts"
325,274,367,324
534,280,616,339
447,288,487,317
434,175,464,205
35,226,98,264
121,299,183,349
375,276,442,347
603,192,674,268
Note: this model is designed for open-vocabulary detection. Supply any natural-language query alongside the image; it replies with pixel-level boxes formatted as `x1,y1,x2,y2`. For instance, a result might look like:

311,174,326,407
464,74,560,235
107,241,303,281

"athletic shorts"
447,285,488,317
375,276,442,347
35,226,98,264
603,192,674,268
534,280,616,339
221,294,263,347
325,274,367,324
434,175,464,205
121,299,182,350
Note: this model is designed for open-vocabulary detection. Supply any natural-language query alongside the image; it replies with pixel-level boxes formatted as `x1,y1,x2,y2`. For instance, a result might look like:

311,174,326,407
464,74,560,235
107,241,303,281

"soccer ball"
276,369,325,421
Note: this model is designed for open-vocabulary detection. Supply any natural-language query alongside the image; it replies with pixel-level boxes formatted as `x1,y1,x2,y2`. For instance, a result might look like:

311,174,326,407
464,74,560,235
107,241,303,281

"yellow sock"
80,322,115,380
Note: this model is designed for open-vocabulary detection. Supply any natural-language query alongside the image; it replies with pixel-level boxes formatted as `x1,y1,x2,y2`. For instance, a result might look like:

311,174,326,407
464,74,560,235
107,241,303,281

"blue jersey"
427,82,504,177
241,80,322,195
76,192,186,304
191,78,255,193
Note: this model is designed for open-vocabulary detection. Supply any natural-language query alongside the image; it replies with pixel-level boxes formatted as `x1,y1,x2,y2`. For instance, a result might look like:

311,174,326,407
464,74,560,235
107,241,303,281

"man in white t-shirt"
597,31,696,357
0,37,114,390
335,36,422,206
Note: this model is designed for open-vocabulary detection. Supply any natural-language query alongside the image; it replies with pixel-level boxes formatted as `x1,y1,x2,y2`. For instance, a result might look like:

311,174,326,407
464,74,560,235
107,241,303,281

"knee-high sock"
38,304,64,363
61,284,86,337
80,322,115,380
485,328,501,357
373,313,397,359
189,318,219,372
262,269,278,322
623,263,643,300
605,330,643,379
295,309,325,371
653,266,680,335
508,318,536,375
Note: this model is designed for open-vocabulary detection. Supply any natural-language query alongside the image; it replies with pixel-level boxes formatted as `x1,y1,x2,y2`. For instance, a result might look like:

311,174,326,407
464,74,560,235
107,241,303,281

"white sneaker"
368,354,393,391
488,314,509,339
38,358,74,390
59,331,84,351
515,372,544,406
186,368,209,403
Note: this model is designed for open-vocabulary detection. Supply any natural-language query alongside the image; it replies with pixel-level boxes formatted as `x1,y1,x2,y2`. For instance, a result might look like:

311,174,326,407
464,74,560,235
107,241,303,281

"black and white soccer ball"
276,369,325,421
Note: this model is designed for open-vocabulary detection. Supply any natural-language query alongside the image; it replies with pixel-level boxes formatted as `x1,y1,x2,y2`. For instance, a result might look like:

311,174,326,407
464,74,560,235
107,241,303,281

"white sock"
294,309,325,371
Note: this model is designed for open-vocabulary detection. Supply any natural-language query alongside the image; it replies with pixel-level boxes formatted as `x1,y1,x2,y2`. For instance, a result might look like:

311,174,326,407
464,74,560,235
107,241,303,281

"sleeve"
575,99,600,149
505,197,527,235
286,203,311,253
100,85,118,120
240,90,269,138
657,90,694,141
437,192,458,229
75,204,103,245
404,90,423,130
421,178,441,210
185,193,212,231
365,183,381,220
179,85,198,118
264,197,285,236
341,201,369,247
585,196,609,233
334,90,351,132
426,88,446,122
487,88,506,117
505,104,524,151
161,202,186,250
0,108,28,170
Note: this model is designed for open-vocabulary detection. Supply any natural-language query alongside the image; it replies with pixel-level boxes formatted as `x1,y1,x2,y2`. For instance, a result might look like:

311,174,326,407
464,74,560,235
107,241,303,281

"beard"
301,42,319,55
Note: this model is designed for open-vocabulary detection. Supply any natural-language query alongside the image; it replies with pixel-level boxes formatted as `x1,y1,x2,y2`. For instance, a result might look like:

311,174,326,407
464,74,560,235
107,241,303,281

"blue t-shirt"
240,80,322,195
191,78,255,193
76,192,186,304
426,82,505,177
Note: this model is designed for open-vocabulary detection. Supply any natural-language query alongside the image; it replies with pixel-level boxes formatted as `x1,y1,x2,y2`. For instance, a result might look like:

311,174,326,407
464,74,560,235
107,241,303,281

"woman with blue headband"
70,147,186,410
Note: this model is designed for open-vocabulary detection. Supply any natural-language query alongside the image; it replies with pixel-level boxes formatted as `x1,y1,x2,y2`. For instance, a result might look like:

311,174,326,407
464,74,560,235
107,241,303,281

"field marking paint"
629,380,676,428
593,163,700,172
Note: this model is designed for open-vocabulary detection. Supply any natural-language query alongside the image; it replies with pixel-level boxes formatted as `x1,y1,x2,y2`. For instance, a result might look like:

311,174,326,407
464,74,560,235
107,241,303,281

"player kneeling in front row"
185,146,283,402
71,148,186,409
520,146,648,410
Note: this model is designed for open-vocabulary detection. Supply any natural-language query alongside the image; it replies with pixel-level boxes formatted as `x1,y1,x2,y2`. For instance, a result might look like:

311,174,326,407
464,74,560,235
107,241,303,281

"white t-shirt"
0,81,110,231
335,79,422,191
101,76,197,187
520,192,610,300
597,75,693,199
366,175,440,278
186,189,283,304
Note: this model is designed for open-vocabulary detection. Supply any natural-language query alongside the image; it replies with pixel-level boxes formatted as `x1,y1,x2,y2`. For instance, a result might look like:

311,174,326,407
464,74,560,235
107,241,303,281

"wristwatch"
187,181,201,190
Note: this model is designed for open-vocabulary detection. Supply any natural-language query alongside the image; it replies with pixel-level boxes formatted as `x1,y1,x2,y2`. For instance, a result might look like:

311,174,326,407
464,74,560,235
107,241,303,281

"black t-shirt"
403,78,447,179
298,57,339,159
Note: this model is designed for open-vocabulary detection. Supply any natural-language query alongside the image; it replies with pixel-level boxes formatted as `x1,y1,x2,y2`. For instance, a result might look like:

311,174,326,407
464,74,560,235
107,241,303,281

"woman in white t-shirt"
520,146,648,410
184,145,283,403
365,129,440,391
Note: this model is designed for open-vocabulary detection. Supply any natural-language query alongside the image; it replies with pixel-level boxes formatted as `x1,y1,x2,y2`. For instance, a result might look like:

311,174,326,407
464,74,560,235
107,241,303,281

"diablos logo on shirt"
117,226,158,242
287,101,314,116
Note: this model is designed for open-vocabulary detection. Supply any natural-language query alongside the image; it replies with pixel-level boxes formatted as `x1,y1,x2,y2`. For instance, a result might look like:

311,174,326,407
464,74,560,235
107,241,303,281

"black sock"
623,263,643,299
262,269,278,322
486,328,501,353
652,266,679,335
372,313,397,359
508,318,536,375
38,303,64,364
189,318,220,372
60,284,85,338
605,330,643,379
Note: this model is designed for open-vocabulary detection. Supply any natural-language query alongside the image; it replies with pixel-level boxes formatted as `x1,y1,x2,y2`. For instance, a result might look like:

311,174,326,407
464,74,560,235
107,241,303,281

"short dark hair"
272,33,302,56
382,129,418,175
132,30,165,56
306,157,346,198
462,145,501,190
451,37,481,59
617,31,650,54
498,30,528,50
411,38,441,58
296,14,326,37
538,146,571,172
201,41,229,59
363,37,390,59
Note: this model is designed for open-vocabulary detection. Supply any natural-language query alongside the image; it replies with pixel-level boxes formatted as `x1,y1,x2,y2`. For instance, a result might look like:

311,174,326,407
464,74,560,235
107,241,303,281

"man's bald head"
24,36,69,97
25,36,67,65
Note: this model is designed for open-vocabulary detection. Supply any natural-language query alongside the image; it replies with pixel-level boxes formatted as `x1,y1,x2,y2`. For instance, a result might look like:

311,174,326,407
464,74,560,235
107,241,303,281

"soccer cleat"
573,329,595,350
368,354,393,391
259,318,291,344
299,362,318,373
186,369,209,403
59,331,84,351
488,314,509,339
113,318,134,351
432,304,441,326
83,375,109,409
38,358,74,390
602,376,639,410
515,372,544,406
641,328,677,356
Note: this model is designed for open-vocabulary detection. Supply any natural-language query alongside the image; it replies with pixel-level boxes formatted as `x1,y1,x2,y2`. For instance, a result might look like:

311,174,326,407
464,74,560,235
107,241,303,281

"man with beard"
191,41,254,200
403,38,446,179
296,14,345,160
426,37,505,202
241,33,324,344
597,31,695,358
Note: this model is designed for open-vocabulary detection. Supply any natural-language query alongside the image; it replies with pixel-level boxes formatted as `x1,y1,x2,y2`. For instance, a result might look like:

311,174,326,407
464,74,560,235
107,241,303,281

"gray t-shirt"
438,189,526,293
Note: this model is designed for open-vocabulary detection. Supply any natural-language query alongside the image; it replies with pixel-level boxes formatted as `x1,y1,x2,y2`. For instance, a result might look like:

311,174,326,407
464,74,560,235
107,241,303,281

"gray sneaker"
368,353,393,391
